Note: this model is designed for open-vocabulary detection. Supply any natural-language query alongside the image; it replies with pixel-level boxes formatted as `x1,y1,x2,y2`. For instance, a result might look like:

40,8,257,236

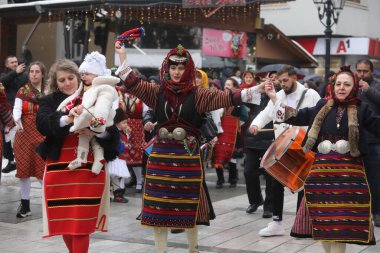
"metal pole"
324,0,333,86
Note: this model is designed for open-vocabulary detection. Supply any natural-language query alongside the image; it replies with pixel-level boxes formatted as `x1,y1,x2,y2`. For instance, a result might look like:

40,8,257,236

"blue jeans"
362,143,380,214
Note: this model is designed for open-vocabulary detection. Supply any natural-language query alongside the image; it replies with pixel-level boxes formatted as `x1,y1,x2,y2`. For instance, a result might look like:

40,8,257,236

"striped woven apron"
43,134,107,237
141,138,207,228
304,152,374,244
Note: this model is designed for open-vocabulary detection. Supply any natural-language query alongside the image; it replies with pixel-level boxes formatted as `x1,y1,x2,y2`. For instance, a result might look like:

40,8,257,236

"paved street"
0,159,379,253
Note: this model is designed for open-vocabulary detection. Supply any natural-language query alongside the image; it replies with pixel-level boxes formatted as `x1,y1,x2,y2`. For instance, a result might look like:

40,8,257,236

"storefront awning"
255,24,318,68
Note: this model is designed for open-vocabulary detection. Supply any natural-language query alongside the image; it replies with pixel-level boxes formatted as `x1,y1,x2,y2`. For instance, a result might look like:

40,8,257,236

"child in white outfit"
57,52,119,174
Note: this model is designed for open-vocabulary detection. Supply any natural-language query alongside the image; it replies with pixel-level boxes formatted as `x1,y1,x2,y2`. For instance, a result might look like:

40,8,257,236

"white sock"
331,242,346,253
20,178,31,200
119,178,125,189
153,227,168,253
132,166,143,188
321,242,331,253
186,226,199,253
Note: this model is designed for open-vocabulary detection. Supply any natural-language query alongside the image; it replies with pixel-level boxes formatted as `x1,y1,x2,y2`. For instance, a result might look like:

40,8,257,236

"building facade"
260,0,380,75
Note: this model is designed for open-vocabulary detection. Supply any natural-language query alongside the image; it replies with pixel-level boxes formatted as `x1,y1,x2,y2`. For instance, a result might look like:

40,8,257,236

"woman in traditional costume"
36,59,119,253
115,41,263,253
268,66,377,253
13,61,46,218
212,77,247,188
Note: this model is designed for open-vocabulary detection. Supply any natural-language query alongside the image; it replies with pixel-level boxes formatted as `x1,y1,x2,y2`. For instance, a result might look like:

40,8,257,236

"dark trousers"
244,148,273,212
271,176,305,221
363,143,380,214
2,131,14,161
271,179,284,221
216,162,238,183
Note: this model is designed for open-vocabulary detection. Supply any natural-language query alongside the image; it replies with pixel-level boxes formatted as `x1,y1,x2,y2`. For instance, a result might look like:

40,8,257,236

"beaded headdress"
168,44,188,63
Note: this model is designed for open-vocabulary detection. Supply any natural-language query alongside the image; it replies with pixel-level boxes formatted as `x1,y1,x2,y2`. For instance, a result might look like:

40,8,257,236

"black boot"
125,168,137,188
2,161,16,173
216,169,225,189
16,199,31,218
228,162,238,188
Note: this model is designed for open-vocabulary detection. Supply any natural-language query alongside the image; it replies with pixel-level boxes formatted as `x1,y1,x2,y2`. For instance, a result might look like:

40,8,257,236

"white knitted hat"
79,51,111,76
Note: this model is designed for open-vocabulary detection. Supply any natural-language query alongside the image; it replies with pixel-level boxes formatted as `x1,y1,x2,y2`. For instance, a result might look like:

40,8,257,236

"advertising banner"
202,28,247,58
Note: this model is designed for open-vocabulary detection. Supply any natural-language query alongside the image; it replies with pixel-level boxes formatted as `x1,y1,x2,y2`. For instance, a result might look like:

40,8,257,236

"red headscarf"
160,45,196,109
328,65,361,106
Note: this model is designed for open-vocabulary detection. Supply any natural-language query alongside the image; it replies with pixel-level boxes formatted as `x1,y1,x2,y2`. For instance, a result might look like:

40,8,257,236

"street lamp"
313,0,346,86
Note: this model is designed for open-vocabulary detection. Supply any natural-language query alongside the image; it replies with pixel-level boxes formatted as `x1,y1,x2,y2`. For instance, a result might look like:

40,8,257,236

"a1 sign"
336,39,350,53
314,37,370,55
332,38,370,55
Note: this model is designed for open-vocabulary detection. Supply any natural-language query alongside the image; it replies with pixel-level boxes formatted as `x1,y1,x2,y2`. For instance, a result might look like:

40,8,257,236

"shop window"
119,21,202,50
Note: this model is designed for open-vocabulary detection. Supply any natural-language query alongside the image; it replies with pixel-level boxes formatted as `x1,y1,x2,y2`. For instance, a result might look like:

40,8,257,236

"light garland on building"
44,2,261,27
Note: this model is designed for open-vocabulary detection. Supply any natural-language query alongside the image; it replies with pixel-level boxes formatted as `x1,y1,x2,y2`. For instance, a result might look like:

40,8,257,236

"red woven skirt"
126,118,145,166
212,116,239,169
43,134,107,237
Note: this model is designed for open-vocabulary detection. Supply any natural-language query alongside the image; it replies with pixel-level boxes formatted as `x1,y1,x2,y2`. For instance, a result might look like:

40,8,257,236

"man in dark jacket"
0,55,28,173
243,72,277,218
357,59,380,227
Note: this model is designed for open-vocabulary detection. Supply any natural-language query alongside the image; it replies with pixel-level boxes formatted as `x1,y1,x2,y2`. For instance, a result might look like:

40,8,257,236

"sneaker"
2,162,16,173
259,221,285,237
113,196,129,203
246,201,264,214
16,203,31,218
229,182,237,188
216,179,224,189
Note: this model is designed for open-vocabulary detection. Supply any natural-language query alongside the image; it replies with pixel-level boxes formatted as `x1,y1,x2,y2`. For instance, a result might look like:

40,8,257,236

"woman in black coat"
36,59,119,253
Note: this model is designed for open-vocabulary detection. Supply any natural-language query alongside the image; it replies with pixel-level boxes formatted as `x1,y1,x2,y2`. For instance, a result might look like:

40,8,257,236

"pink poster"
202,28,247,58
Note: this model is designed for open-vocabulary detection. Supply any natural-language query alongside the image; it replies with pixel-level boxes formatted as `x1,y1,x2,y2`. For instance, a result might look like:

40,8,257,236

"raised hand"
359,79,369,92
264,80,277,103
144,121,154,132
115,41,127,64
16,63,26,74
